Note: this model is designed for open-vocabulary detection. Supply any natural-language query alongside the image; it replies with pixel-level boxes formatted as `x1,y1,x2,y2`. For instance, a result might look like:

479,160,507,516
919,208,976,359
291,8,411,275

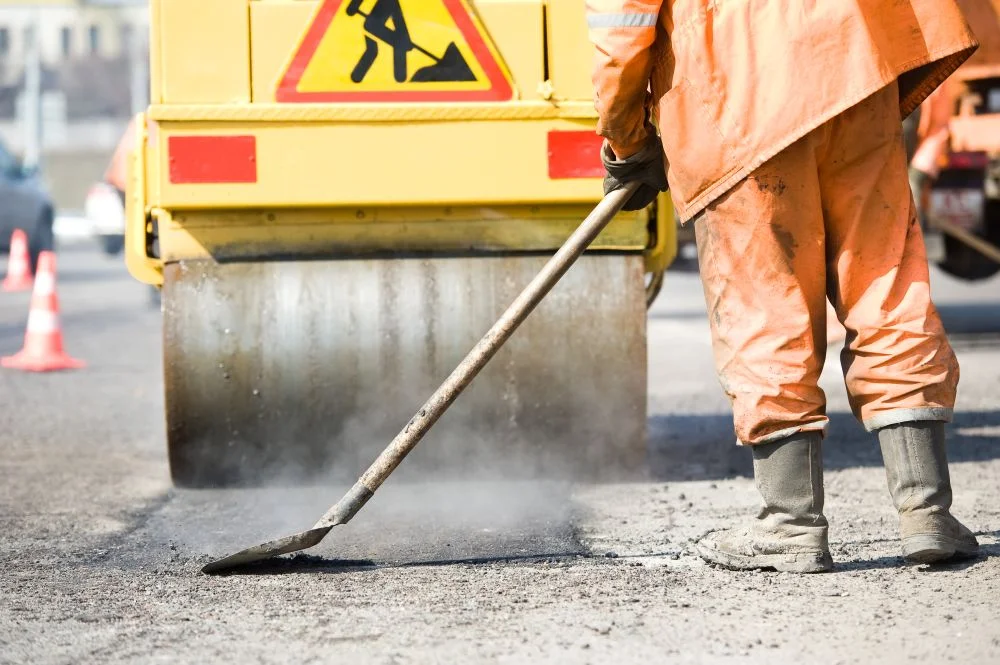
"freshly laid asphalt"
1,242,998,664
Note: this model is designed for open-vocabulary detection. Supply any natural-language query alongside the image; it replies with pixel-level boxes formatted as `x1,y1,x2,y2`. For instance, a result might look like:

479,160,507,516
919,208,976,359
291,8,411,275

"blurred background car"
84,117,134,256
0,137,55,273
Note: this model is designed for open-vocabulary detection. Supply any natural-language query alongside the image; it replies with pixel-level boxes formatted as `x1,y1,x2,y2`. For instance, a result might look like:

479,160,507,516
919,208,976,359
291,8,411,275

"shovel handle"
316,182,642,527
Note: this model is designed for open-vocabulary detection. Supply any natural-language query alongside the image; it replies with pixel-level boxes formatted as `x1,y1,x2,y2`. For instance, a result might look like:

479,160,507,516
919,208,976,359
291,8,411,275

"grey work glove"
601,133,668,211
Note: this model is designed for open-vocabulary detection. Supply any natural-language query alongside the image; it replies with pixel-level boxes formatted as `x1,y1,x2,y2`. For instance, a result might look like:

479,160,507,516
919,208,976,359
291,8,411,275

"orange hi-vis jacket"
586,0,979,222
104,118,137,193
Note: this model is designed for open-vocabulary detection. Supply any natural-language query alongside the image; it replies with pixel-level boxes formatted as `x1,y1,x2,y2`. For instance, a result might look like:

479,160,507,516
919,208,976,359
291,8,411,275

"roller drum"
162,254,647,487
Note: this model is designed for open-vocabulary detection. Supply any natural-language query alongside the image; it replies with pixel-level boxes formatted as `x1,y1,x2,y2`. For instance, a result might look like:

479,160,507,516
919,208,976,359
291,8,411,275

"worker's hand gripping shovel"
202,183,641,574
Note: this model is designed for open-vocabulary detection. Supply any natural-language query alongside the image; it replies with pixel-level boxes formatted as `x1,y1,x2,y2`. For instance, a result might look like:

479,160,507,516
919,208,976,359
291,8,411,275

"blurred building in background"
0,1,148,210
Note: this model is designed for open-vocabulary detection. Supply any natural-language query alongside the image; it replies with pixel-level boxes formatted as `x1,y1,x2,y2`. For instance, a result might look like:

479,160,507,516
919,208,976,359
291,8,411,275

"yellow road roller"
125,0,676,488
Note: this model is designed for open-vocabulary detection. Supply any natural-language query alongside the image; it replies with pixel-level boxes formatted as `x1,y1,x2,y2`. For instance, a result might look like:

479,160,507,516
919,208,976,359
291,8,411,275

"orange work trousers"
694,81,959,445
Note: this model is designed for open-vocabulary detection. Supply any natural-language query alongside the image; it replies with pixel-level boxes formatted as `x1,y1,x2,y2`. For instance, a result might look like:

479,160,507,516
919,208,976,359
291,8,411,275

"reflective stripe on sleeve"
586,13,657,28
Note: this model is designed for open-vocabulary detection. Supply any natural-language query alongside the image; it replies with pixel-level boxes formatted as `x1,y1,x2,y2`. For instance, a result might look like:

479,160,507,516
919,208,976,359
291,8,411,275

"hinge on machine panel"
537,79,555,101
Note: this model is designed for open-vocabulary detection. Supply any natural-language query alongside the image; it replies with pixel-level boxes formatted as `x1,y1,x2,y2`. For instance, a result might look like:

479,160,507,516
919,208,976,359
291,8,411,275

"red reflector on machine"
168,135,257,184
547,131,605,179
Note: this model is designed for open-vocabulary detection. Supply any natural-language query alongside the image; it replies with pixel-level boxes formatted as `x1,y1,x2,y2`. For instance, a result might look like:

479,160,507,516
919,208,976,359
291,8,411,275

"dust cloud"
153,402,625,567
208,424,584,564
153,255,645,567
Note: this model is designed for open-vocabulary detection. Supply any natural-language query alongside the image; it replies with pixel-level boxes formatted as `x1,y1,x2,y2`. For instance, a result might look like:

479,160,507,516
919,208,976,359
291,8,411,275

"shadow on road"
835,538,998,573
937,302,1000,336
650,301,1000,333
648,409,1000,482
212,550,588,577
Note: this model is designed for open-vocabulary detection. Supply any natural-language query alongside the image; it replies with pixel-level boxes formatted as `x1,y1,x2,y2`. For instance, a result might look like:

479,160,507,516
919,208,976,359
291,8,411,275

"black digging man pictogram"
345,0,478,84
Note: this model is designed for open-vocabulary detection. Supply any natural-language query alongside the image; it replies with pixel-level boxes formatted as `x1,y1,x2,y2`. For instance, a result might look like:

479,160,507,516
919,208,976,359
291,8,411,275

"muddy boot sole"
902,535,980,564
695,540,833,574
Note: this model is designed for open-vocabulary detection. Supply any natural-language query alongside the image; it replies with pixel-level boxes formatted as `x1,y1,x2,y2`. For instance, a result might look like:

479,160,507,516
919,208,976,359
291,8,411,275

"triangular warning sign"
277,0,514,103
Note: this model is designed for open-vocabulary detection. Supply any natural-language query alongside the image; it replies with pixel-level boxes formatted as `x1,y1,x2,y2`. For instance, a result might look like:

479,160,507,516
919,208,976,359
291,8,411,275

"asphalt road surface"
1,241,998,664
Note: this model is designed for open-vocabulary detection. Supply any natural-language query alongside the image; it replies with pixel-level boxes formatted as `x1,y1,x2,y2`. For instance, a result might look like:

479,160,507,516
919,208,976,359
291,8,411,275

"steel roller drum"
162,254,647,487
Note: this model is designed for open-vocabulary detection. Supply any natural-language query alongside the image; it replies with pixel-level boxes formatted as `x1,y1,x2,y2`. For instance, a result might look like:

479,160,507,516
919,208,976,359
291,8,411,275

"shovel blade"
201,526,333,574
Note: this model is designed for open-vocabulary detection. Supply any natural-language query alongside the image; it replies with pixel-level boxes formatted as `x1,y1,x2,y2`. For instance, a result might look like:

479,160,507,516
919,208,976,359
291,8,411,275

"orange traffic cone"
2,251,85,372
3,229,33,292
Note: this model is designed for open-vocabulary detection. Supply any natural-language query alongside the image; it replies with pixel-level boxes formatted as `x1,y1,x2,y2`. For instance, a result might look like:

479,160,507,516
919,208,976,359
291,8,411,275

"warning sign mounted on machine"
277,0,514,103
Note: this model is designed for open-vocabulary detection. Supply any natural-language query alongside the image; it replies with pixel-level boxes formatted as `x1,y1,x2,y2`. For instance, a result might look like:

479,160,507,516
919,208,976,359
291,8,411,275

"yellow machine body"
127,0,676,487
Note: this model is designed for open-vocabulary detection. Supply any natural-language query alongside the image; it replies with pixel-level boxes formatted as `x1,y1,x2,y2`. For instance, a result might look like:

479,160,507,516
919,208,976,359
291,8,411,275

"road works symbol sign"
277,0,513,103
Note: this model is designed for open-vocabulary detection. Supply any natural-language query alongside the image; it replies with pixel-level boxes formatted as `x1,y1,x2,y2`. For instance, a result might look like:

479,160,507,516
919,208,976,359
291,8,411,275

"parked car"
0,139,55,272
85,118,135,256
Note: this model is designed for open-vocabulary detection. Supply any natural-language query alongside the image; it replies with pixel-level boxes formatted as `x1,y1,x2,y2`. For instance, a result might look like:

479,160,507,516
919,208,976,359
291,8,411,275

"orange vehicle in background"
908,0,1000,280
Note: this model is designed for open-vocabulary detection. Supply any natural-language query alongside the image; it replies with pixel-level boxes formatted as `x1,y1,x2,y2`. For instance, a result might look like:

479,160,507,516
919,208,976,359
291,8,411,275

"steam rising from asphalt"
259,424,579,559
157,420,589,565
154,254,643,565
191,371,621,556
162,479,578,566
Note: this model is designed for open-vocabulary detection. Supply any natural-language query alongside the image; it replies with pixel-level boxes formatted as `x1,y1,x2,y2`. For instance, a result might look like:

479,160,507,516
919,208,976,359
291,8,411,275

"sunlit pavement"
0,242,997,663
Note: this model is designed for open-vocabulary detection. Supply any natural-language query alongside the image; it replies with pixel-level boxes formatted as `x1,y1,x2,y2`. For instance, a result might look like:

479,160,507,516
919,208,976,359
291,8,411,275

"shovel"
202,182,641,574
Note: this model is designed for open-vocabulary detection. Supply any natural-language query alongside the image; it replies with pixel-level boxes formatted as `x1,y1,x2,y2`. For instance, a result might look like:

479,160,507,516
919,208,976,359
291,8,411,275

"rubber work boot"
878,421,979,563
696,432,833,573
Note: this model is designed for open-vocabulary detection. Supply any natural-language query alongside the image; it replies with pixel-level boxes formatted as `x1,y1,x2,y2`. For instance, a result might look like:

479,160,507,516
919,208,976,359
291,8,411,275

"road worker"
908,79,959,262
587,0,981,572
104,117,136,202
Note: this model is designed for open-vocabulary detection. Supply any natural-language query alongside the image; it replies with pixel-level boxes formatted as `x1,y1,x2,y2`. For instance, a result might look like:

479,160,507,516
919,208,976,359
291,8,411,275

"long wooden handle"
316,182,641,527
